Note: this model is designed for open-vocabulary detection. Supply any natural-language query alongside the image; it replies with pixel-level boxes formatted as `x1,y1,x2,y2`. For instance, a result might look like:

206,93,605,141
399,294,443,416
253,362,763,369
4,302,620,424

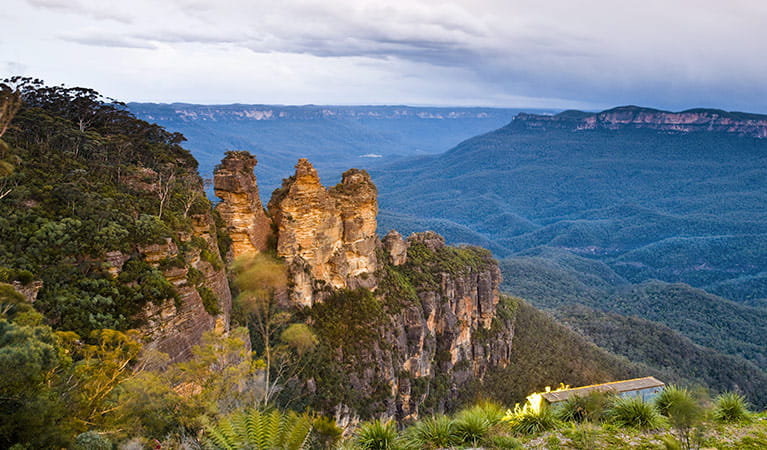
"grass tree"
354,419,398,450
712,392,751,423
607,396,664,430
655,386,704,450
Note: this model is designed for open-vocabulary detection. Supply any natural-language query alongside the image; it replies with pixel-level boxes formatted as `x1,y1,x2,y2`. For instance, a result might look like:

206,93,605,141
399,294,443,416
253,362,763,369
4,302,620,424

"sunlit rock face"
382,230,408,266
214,151,272,258
267,159,378,306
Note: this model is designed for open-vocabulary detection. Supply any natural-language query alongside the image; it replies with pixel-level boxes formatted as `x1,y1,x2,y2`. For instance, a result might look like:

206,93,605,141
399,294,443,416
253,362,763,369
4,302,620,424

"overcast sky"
2,0,767,111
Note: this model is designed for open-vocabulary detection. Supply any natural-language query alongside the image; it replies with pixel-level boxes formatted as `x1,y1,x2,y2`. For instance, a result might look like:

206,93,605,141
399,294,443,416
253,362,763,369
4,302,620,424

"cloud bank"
2,0,766,111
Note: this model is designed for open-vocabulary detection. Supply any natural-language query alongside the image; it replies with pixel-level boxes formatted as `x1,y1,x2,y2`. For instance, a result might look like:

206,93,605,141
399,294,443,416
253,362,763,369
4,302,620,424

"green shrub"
72,431,111,450
400,414,458,449
310,416,342,450
607,396,664,430
655,386,704,450
656,386,692,417
197,286,221,316
201,248,224,271
453,402,503,446
504,406,560,435
354,419,398,450
712,392,751,423
486,435,524,449
555,392,612,423
561,423,601,450
457,400,505,424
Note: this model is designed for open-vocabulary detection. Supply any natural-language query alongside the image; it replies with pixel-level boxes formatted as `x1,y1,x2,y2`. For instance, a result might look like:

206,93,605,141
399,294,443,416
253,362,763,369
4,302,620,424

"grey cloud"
61,33,157,50
26,0,133,23
9,0,767,111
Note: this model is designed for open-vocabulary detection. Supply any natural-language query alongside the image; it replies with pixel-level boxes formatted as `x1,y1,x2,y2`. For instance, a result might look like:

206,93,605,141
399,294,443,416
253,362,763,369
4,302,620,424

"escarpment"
514,105,767,137
98,175,233,364
215,154,515,419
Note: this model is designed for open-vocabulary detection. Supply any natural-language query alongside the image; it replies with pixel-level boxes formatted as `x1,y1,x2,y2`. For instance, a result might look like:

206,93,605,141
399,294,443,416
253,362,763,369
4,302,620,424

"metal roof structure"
541,377,665,403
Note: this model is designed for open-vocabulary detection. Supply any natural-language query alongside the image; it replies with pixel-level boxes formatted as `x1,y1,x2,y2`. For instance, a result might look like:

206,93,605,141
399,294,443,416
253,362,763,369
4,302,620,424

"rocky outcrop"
213,153,515,419
382,230,408,266
10,280,43,303
318,232,512,421
513,106,767,138
214,151,272,258
137,213,231,363
267,159,378,306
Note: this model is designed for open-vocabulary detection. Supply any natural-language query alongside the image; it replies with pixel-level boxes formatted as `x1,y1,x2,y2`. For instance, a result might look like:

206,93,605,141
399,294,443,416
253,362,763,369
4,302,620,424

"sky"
2,0,767,111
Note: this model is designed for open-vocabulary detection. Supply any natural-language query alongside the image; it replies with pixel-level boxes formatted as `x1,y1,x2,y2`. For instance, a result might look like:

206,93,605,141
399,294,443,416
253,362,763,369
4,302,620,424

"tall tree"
233,253,317,407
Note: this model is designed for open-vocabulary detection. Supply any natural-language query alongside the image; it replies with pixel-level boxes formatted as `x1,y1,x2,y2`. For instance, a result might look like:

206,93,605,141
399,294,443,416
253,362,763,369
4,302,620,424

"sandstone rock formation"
137,213,232,363
213,153,514,419
334,231,511,420
10,280,43,303
514,106,767,137
267,159,378,306
214,151,272,258
382,230,408,266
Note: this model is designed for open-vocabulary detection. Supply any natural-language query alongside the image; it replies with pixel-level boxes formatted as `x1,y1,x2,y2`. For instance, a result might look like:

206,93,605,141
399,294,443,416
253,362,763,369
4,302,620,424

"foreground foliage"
202,408,313,450
607,396,665,430
713,392,752,423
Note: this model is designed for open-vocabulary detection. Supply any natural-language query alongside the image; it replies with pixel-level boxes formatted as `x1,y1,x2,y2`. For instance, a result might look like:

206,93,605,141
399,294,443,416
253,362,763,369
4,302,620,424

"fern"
202,408,313,450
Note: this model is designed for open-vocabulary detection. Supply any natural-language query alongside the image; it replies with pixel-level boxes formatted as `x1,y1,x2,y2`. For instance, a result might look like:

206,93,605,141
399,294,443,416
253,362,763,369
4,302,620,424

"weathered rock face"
96,207,231,365
267,159,378,306
138,212,232,363
341,232,512,420
514,106,767,137
214,151,272,258
382,230,408,266
10,280,43,303
213,153,514,419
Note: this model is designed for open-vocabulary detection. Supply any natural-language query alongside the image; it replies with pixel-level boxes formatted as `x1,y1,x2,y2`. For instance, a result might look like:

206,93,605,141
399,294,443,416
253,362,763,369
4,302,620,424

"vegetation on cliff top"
0,77,224,337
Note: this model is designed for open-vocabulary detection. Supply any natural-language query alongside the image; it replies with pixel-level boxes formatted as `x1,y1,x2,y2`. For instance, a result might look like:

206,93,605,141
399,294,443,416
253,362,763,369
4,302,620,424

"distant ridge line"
512,105,767,138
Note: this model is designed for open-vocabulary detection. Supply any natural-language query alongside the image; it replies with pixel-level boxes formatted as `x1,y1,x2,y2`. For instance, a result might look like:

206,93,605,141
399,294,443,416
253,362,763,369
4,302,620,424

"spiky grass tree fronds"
202,408,313,450
457,400,506,425
655,386,693,417
712,392,751,423
503,405,560,436
555,392,612,423
453,410,492,447
654,387,704,450
607,396,665,430
311,415,343,449
355,419,398,450
400,415,458,450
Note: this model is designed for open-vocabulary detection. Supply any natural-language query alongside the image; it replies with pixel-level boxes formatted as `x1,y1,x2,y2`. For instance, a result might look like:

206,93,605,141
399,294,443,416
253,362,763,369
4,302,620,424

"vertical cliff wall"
305,230,513,421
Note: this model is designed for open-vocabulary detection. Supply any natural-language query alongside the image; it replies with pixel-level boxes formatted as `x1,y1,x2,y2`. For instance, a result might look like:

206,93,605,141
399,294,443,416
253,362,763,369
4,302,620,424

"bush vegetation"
713,392,751,423
607,396,665,430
